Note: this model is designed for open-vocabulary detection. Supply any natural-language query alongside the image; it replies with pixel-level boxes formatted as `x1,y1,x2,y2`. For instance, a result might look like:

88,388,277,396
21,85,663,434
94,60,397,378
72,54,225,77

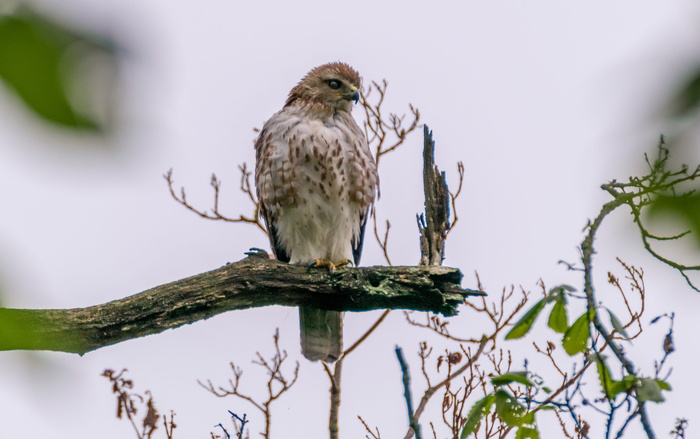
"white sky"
1,0,700,438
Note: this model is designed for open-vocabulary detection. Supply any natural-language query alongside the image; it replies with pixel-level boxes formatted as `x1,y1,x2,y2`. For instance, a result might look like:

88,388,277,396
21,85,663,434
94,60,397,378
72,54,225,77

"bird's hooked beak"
348,87,360,104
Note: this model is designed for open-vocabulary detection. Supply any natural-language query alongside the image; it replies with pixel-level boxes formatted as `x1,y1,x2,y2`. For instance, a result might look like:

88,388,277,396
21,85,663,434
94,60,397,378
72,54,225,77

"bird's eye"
327,80,342,90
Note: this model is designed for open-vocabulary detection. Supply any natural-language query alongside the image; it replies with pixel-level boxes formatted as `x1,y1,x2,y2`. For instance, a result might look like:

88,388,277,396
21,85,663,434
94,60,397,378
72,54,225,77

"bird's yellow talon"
308,258,352,274
335,259,350,268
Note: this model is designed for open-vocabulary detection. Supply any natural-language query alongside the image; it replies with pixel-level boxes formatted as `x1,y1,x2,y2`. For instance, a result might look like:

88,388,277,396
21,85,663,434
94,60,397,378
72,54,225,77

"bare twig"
358,416,382,439
229,411,249,439
163,411,176,439
600,138,700,291
164,167,267,235
404,339,489,439
344,310,392,357
197,329,299,439
579,138,700,438
372,214,393,266
360,80,421,167
445,162,465,237
101,368,163,439
396,346,422,439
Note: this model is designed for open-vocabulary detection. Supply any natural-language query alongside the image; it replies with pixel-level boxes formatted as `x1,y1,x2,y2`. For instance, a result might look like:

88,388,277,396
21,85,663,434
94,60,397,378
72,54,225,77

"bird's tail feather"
299,307,342,362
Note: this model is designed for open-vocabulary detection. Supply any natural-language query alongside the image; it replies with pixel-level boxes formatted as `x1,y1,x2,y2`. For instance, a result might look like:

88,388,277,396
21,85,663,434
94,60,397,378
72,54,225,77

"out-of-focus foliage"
648,193,700,246
669,67,700,118
0,7,119,131
652,66,700,248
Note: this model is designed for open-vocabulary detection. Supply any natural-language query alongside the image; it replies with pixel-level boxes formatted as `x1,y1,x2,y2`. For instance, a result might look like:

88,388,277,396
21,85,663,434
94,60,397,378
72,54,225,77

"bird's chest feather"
261,114,374,211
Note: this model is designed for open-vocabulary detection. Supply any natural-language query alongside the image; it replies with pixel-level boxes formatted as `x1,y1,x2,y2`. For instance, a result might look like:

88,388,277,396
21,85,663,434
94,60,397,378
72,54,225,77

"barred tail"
299,307,342,362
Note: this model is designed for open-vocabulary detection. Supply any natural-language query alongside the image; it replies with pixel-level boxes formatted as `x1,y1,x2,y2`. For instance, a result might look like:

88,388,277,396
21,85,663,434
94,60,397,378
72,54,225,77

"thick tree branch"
0,250,482,355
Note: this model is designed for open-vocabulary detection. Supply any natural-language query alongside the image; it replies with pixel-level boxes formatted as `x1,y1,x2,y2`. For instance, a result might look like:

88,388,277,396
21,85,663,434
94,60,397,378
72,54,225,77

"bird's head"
285,62,362,112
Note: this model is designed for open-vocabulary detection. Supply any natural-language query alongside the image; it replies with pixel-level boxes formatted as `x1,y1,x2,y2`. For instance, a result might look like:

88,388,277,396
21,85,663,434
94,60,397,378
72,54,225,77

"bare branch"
445,162,465,237
198,330,298,439
372,213,393,266
101,368,165,439
404,339,489,439
344,309,392,357
358,416,381,439
164,167,267,235
359,79,420,167
396,346,422,439
579,138,700,438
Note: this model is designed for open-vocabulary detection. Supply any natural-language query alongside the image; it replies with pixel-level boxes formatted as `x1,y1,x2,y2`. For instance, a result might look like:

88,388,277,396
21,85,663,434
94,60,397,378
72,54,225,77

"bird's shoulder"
258,105,365,149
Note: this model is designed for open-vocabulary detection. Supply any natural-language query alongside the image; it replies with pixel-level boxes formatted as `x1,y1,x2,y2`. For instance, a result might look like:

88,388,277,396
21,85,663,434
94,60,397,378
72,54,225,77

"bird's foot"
308,258,352,274
334,258,351,268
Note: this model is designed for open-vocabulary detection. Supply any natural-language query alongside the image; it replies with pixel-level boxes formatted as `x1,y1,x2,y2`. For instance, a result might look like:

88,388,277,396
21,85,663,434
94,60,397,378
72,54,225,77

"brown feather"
254,62,378,362
285,62,362,111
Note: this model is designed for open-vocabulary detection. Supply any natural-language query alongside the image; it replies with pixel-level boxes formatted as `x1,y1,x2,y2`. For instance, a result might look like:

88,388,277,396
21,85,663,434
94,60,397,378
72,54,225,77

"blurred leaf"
491,371,534,387
591,354,630,399
622,374,638,388
606,309,629,339
637,378,665,403
656,379,672,391
670,68,700,117
494,389,532,427
460,394,495,438
547,295,568,333
0,309,53,349
648,193,700,246
562,312,590,355
515,426,540,439
505,298,547,339
0,9,117,130
592,353,613,398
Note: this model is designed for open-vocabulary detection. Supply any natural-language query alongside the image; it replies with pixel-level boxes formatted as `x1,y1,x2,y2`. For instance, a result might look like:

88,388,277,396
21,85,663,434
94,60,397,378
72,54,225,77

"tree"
1,6,699,439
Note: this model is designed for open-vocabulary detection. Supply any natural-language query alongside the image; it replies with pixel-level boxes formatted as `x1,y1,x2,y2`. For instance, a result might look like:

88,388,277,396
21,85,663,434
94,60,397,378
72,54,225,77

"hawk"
254,62,379,362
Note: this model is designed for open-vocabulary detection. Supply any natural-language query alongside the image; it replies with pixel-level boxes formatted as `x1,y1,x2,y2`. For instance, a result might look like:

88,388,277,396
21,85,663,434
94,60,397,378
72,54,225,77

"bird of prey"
254,62,379,362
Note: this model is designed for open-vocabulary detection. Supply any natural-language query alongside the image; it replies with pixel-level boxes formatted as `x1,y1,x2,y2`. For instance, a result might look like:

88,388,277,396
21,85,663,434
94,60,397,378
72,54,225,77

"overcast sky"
1,1,700,438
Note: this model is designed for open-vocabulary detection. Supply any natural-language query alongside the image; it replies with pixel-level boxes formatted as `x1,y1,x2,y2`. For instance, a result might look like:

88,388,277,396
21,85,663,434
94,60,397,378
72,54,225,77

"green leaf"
0,9,116,130
515,426,540,439
607,309,629,339
505,298,547,339
591,354,627,399
494,389,531,427
491,371,534,387
655,379,672,391
547,295,568,333
592,354,612,398
460,394,495,438
562,312,590,355
622,374,637,385
637,378,665,403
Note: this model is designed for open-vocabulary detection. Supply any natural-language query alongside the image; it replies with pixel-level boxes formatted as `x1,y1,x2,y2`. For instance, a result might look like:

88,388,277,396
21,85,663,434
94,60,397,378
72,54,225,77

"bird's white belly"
276,192,357,264
260,116,372,265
